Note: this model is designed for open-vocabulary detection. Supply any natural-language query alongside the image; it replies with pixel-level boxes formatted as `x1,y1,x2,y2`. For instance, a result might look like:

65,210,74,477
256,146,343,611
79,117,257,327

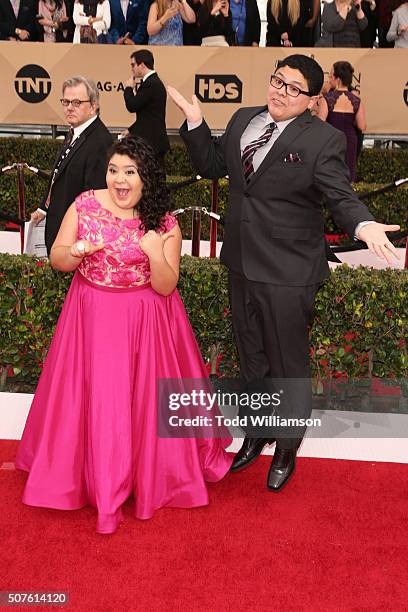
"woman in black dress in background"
317,61,367,182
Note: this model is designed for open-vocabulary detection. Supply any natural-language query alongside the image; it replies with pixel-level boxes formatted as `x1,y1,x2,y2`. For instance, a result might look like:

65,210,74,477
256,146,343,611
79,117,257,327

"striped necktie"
242,122,277,183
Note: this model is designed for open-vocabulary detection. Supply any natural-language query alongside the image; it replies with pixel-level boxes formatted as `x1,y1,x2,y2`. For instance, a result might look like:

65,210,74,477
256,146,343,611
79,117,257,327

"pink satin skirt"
16,272,232,534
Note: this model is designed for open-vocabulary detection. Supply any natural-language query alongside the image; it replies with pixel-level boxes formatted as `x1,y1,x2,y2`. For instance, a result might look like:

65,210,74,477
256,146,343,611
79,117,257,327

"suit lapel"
7,0,17,22
247,110,312,188
17,0,25,20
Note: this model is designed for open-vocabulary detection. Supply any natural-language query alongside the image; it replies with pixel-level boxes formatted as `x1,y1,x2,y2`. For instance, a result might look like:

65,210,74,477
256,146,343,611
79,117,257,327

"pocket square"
283,153,302,163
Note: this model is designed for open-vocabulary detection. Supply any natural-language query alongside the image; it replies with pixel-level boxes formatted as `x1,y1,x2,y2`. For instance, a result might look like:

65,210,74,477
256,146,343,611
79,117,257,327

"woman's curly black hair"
106,136,170,232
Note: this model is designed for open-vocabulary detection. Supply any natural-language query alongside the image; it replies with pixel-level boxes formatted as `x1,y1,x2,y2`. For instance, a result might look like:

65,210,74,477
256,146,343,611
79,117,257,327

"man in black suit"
0,0,37,41
168,55,400,491
123,50,170,171
31,76,113,254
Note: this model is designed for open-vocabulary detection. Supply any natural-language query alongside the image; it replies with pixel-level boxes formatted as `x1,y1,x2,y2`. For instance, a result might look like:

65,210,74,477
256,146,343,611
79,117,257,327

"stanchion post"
210,179,219,258
191,208,201,257
16,163,26,255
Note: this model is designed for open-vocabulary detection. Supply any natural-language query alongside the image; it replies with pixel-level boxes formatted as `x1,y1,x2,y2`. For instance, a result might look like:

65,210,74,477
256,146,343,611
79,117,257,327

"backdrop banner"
0,43,407,133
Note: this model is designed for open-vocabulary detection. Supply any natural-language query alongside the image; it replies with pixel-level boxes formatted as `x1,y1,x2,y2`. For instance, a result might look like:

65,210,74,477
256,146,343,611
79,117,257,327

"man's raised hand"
167,86,202,124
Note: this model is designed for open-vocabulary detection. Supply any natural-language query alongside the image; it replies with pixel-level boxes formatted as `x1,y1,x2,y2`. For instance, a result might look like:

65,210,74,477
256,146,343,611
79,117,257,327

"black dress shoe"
230,437,275,473
267,448,296,492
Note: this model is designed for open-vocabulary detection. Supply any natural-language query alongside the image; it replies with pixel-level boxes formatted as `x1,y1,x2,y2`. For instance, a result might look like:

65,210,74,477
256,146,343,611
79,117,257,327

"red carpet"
1,439,408,611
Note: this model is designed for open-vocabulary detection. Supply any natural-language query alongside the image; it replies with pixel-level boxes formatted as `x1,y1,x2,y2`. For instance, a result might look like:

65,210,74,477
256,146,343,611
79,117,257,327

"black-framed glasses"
60,99,91,108
269,75,312,98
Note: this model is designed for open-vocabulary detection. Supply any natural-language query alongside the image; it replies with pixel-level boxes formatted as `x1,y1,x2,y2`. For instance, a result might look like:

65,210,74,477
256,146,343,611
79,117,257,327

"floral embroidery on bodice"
75,190,177,288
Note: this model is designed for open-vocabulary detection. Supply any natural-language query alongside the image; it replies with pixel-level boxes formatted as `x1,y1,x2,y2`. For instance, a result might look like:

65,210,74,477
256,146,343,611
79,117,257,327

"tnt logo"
195,75,242,103
15,65,52,103
404,82,408,106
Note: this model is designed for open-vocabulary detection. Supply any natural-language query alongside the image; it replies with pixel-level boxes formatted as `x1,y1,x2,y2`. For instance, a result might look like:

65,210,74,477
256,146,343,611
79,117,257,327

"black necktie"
242,122,277,183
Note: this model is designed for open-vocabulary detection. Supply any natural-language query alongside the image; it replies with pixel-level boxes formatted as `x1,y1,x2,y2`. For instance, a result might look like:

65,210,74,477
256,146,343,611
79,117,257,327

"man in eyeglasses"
168,54,400,492
31,75,112,254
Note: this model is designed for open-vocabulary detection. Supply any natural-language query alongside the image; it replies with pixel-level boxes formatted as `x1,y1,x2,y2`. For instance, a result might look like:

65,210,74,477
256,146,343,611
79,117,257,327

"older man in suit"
168,54,400,491
31,76,112,254
123,49,170,170
0,0,37,40
108,0,149,44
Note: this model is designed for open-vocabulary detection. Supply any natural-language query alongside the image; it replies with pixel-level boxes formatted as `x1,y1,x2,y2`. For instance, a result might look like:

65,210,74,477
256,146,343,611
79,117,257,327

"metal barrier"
1,163,50,254
1,164,407,267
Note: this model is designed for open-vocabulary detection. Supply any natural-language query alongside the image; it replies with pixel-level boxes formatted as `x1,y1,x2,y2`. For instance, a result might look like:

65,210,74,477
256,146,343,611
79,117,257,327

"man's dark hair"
333,61,354,88
276,55,324,96
131,50,154,70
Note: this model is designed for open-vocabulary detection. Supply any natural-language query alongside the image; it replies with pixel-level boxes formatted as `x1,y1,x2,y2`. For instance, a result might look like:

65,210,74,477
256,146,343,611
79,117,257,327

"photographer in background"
317,0,368,46
147,0,196,45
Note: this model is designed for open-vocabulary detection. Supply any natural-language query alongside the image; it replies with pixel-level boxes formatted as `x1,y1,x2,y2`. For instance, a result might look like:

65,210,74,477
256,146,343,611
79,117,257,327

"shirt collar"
143,70,156,82
265,111,297,134
71,115,98,140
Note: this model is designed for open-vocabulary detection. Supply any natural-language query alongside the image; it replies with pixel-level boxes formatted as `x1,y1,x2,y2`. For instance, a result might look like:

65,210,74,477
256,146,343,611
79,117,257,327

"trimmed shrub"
0,254,406,391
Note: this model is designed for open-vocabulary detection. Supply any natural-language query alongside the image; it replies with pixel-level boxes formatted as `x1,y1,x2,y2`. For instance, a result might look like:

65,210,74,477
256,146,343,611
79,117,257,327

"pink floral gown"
16,190,232,534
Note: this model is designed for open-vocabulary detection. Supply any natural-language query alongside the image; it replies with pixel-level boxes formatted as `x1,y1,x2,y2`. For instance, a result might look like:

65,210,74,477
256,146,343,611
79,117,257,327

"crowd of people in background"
0,0,407,47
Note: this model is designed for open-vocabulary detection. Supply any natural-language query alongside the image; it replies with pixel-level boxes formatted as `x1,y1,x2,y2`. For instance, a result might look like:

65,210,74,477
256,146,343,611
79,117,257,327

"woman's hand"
38,18,53,27
139,230,173,260
305,16,317,27
163,4,179,21
220,0,229,17
70,240,104,259
281,32,292,46
211,0,223,15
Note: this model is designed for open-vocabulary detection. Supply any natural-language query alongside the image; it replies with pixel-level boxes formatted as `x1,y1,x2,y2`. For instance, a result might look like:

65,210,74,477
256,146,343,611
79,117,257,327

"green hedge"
0,138,406,239
1,137,408,182
0,254,406,391
0,171,406,241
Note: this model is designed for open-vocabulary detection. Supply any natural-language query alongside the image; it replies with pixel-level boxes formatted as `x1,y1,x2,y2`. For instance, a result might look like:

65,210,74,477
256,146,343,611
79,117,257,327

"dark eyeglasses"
270,75,312,98
60,99,91,108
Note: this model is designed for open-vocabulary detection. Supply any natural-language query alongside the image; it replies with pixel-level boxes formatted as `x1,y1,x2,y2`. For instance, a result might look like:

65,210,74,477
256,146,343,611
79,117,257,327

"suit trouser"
228,271,320,450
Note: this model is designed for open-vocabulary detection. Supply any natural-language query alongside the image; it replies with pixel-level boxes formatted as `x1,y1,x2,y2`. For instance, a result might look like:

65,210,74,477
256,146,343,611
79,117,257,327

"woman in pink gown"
16,137,232,534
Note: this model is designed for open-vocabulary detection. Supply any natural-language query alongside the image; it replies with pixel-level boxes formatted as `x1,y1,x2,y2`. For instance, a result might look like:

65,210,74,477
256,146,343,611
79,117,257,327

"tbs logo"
195,75,242,103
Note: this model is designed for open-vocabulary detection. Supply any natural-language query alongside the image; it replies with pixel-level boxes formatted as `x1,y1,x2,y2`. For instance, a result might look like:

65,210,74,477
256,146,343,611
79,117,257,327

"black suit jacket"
181,107,375,286
41,116,113,254
0,0,37,39
124,73,170,155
